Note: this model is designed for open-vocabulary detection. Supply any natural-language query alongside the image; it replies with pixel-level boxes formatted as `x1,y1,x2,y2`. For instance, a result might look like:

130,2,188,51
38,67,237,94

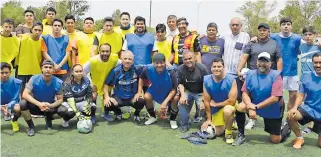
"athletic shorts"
263,118,282,135
62,101,96,113
212,105,236,127
283,76,299,91
298,107,321,136
27,103,58,115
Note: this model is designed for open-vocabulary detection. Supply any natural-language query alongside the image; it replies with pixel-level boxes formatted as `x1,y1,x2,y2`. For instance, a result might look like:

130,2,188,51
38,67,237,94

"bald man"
103,51,145,123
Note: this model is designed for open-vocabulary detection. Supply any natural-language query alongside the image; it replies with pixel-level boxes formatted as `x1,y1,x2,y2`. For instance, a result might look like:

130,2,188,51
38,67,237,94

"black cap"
258,23,270,29
42,60,54,67
153,53,166,62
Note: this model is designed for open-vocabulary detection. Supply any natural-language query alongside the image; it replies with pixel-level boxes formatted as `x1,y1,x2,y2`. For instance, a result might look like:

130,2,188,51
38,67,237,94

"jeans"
178,91,203,127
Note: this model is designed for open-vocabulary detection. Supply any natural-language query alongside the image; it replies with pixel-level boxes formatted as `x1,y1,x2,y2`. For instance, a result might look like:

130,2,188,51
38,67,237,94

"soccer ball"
200,125,216,139
77,117,92,134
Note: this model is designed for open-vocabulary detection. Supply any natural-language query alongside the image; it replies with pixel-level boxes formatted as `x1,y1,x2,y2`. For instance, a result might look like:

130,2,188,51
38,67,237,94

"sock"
235,111,245,135
147,108,156,118
225,129,232,135
134,109,141,116
169,109,178,121
26,119,35,128
12,112,20,122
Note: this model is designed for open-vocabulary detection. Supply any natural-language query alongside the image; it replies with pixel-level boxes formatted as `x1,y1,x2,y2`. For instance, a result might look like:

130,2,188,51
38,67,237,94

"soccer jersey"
63,76,92,103
300,43,321,74
93,31,123,55
299,72,321,121
17,34,47,75
156,39,172,61
199,37,225,71
0,34,20,68
72,32,97,65
114,26,135,39
1,77,22,109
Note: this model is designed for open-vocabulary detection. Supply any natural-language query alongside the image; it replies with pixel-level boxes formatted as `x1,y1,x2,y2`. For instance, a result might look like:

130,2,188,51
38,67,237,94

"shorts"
211,105,236,127
113,96,136,107
298,107,321,136
283,76,299,91
263,118,282,135
62,101,96,113
27,102,58,115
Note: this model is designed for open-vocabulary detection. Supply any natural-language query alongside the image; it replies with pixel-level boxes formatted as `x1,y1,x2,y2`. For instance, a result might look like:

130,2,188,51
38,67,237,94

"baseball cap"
258,52,271,61
258,23,270,29
42,59,54,67
153,53,166,62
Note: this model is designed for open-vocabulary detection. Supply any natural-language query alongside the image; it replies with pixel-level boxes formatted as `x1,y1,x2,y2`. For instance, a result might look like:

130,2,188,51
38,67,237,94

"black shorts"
298,107,321,136
263,118,282,135
114,96,135,107
27,102,58,115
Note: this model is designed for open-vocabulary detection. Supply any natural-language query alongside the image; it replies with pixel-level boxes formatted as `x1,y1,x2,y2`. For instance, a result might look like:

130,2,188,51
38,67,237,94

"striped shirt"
222,32,250,74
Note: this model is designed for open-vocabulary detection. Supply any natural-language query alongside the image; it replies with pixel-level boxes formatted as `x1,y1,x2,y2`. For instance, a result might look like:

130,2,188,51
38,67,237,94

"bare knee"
14,104,21,112
236,102,247,113
215,126,225,136
270,135,281,144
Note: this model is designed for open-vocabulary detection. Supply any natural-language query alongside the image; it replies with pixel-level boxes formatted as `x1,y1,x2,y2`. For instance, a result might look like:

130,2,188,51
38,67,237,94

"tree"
112,9,121,26
279,0,321,34
236,0,278,36
1,0,25,26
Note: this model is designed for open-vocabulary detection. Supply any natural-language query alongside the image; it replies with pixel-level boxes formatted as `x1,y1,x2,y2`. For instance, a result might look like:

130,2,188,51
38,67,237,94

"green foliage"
1,0,24,26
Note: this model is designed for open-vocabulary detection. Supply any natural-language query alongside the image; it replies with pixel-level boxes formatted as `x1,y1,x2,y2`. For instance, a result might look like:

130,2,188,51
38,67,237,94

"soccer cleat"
245,119,256,130
103,112,114,122
144,117,157,125
225,134,234,144
232,133,245,146
232,121,238,130
122,112,131,119
115,115,122,121
133,116,141,124
11,120,19,132
170,120,178,129
293,138,304,149
27,128,35,136
61,120,69,128
179,126,189,133
301,127,312,135
91,115,97,124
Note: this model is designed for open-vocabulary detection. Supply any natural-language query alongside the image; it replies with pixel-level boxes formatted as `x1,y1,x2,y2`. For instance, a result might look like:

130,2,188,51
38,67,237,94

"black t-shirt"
178,63,209,93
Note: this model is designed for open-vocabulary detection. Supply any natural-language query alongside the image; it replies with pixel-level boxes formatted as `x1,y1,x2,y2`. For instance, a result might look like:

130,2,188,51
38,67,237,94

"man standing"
114,12,135,38
64,14,79,67
170,17,201,66
166,15,178,42
233,52,290,146
141,53,178,126
42,7,56,35
20,60,70,136
155,23,172,62
1,62,22,132
287,53,321,149
199,22,225,71
178,50,209,132
202,58,237,144
103,51,145,122
15,10,35,36
237,23,282,130
42,18,71,81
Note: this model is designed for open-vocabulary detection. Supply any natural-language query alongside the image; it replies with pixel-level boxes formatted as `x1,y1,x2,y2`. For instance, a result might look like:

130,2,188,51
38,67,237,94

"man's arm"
256,75,283,109
22,79,42,107
241,81,255,110
7,82,21,109
91,36,99,56
50,94,63,108
203,84,212,122
193,37,201,63
162,70,178,105
212,80,237,107
58,44,72,68
83,61,91,76
237,54,249,76
275,44,283,72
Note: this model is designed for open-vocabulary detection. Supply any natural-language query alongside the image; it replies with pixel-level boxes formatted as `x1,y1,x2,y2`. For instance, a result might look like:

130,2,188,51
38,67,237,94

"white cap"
258,52,271,61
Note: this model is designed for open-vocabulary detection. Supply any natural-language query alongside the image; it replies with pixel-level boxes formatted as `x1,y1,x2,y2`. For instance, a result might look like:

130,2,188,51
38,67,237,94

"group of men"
1,7,321,149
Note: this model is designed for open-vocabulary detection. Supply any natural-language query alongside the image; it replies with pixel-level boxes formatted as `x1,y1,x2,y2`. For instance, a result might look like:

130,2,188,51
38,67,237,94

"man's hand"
54,64,61,72
104,97,118,107
250,36,258,43
201,120,213,130
287,107,298,120
179,95,187,105
133,93,142,102
1,105,8,116
317,40,321,48
247,103,256,111
160,102,167,119
210,100,217,107
249,109,257,120
39,102,50,111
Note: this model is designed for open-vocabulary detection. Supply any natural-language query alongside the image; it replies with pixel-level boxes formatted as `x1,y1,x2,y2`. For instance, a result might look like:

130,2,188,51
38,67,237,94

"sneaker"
302,127,312,135
61,120,69,128
225,134,234,144
245,119,256,130
170,120,178,129
232,133,245,146
122,112,131,119
31,114,45,118
193,117,203,123
293,138,304,149
133,116,141,124
232,121,238,130
144,117,157,125
103,112,114,122
280,123,291,143
4,114,12,121
11,120,19,132
179,126,189,133
27,128,35,136
115,115,122,121
91,115,96,124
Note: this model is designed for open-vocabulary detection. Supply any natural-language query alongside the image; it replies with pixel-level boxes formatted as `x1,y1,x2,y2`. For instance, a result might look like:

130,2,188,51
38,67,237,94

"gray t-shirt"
15,25,31,36
243,39,281,70
178,63,209,93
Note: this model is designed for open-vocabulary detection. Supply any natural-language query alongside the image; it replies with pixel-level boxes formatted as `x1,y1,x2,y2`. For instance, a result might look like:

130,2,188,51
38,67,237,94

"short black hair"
46,7,56,15
2,18,14,26
280,17,292,25
177,17,189,26
302,26,316,34
167,15,177,21
64,14,75,22
24,9,34,15
0,62,11,71
156,23,166,32
120,12,130,19
52,18,63,26
134,16,146,25
207,22,218,30
312,52,321,61
211,58,224,66
84,17,94,23
31,22,43,31
103,17,114,24
99,43,112,52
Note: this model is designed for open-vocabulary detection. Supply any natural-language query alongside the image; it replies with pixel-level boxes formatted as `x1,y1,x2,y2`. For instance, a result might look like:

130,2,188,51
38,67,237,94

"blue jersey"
300,43,321,74
270,33,301,76
299,72,321,121
1,77,22,109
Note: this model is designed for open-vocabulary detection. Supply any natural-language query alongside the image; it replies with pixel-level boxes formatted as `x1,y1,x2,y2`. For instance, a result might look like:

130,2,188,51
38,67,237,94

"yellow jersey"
72,32,97,65
156,39,172,61
95,31,123,55
0,34,20,68
114,26,135,39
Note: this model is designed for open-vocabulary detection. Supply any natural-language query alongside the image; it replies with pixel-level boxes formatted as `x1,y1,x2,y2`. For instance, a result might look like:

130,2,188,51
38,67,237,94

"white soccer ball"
77,118,92,134
201,125,216,139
